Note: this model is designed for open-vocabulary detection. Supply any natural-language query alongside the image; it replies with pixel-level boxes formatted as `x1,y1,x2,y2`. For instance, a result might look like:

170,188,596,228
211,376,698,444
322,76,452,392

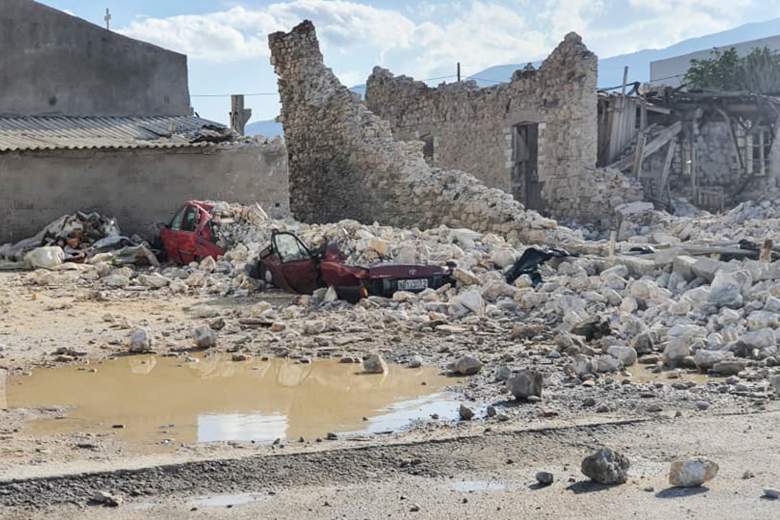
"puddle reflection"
7,355,460,447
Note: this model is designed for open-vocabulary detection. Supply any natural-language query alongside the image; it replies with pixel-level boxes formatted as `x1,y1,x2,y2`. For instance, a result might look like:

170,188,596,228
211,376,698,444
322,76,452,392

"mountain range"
247,17,780,138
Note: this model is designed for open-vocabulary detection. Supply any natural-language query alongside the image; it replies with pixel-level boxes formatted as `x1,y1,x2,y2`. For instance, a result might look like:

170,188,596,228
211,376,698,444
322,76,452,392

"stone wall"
0,140,289,243
0,0,190,117
364,34,598,218
268,21,578,245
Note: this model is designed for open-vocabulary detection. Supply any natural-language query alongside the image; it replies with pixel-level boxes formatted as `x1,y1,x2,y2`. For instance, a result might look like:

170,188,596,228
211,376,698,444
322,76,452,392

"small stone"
407,355,423,368
535,471,554,486
668,458,719,487
764,488,780,499
128,328,152,353
607,346,638,367
486,405,497,417
494,365,512,382
363,353,387,374
191,325,217,348
507,370,543,400
91,491,123,507
581,448,630,485
694,400,710,411
712,359,747,376
326,432,338,440
452,355,482,376
459,404,474,421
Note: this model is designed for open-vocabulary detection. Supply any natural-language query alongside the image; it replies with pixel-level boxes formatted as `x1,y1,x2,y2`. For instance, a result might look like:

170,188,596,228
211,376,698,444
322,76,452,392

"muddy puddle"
5,355,461,447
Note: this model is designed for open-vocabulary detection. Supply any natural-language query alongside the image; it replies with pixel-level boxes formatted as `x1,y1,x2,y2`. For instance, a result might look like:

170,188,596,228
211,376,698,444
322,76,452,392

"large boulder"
581,448,630,485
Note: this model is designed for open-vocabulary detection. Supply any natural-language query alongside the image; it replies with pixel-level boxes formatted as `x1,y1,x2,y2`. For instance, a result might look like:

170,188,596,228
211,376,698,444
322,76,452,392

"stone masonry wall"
268,21,578,245
364,34,598,218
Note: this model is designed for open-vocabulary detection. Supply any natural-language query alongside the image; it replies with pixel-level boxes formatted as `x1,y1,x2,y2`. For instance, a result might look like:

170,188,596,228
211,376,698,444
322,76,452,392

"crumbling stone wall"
364,34,598,218
268,21,577,245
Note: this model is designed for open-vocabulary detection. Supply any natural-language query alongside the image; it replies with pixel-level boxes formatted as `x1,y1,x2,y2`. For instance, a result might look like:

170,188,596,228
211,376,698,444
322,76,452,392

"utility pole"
457,62,461,82
230,95,252,136
104,8,111,30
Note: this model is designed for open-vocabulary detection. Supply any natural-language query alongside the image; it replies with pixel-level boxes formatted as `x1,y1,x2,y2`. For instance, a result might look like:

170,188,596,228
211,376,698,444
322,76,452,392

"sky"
43,1,780,124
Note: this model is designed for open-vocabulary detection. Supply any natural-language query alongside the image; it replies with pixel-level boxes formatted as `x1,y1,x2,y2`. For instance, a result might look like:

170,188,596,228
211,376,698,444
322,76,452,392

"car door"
272,232,321,294
160,205,187,264
160,204,200,264
193,209,225,260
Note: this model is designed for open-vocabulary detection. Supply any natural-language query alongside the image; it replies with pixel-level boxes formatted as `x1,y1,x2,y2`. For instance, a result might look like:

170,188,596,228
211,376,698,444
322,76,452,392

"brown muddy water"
5,355,462,448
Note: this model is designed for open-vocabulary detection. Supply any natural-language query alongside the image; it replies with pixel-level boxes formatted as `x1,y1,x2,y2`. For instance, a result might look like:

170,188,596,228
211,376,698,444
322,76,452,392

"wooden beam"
658,140,677,203
610,121,682,171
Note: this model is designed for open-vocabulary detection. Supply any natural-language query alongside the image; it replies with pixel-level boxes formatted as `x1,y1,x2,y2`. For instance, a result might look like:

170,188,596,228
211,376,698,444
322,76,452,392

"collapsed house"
363,36,643,227
268,21,580,245
0,0,289,244
599,87,780,213
364,35,598,214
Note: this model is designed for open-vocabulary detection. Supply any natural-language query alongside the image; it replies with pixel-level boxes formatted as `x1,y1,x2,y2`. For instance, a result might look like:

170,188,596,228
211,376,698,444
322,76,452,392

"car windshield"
275,233,310,262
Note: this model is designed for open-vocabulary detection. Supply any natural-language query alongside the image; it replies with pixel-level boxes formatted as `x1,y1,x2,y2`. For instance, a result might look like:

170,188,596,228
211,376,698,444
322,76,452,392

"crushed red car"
251,230,454,301
159,201,225,264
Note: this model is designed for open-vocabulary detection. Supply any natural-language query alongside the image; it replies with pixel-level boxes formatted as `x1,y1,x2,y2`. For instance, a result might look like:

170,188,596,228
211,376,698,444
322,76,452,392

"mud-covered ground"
1,268,779,518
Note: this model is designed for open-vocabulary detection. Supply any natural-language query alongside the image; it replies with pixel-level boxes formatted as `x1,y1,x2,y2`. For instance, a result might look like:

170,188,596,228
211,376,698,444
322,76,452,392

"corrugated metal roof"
0,115,235,152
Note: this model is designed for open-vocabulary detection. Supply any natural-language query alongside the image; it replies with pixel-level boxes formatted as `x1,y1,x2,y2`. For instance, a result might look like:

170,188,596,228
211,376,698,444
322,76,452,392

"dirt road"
3,409,778,519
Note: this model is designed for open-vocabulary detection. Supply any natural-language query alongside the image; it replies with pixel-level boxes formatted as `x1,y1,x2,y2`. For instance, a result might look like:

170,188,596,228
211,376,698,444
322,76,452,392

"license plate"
398,278,428,291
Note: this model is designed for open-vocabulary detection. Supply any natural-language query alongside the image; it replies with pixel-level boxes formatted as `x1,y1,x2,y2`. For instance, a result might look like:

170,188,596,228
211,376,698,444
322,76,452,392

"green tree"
684,47,780,94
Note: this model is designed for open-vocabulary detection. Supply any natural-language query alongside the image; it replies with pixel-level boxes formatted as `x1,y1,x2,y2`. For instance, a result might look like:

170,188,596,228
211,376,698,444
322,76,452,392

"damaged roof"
0,115,237,152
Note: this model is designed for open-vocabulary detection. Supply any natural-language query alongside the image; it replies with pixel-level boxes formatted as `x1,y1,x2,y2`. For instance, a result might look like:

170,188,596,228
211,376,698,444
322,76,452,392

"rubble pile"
0,211,157,269
616,199,780,245
16,201,780,394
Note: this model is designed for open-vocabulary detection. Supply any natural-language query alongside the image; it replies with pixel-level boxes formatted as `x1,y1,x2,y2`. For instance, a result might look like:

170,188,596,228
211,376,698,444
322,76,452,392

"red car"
159,201,225,264
252,231,454,301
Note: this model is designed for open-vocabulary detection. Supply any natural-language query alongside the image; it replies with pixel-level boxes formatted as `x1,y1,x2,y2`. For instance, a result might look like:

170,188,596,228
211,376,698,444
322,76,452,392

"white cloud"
118,0,771,80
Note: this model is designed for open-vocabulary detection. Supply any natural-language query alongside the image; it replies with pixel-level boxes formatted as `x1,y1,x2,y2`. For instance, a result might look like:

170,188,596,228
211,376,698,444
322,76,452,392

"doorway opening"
511,123,542,211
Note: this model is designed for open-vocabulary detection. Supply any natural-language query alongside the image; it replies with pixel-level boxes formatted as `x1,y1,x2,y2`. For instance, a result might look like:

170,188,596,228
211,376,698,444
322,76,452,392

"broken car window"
181,207,199,232
170,206,186,230
274,233,310,263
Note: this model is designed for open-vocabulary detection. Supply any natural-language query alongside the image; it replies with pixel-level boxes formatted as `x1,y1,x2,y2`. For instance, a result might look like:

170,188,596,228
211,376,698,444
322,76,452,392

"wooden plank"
632,130,646,177
610,120,682,171
658,140,677,201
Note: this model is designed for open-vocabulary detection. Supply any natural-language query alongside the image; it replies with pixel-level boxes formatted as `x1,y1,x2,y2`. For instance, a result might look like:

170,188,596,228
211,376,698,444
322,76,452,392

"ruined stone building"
269,21,576,245
365,35,599,217
0,0,288,243
599,87,780,213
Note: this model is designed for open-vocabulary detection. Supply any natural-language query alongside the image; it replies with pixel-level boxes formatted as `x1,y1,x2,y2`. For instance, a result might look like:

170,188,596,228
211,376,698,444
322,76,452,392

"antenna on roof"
104,8,112,31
